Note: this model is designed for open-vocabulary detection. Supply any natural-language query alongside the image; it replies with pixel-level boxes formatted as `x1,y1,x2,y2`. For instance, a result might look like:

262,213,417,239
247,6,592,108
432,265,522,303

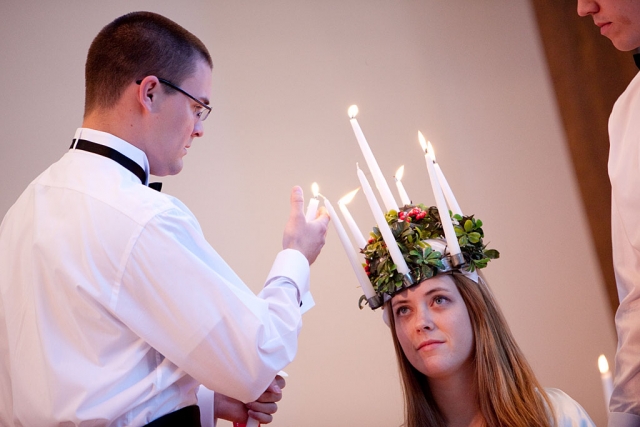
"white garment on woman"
546,388,595,426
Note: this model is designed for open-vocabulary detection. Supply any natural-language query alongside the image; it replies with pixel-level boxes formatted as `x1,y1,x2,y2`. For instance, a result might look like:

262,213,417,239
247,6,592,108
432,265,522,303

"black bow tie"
71,138,162,192
634,53,640,70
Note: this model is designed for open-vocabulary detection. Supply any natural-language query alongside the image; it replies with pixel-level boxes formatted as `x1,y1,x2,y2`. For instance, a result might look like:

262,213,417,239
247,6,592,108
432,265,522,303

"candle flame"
311,182,320,198
427,141,436,161
339,188,360,205
418,131,428,152
598,355,610,374
395,165,405,181
348,105,359,119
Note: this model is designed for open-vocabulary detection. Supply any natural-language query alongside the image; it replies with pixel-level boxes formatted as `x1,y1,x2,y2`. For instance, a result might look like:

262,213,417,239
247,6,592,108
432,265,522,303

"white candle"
598,355,613,411
348,105,399,213
305,182,320,221
357,165,410,275
428,142,462,216
338,188,368,250
323,196,376,299
394,165,412,207
419,132,461,256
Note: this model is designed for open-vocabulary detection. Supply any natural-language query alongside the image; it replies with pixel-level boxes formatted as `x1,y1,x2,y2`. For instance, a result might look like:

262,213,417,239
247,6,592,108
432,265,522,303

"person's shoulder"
543,388,596,427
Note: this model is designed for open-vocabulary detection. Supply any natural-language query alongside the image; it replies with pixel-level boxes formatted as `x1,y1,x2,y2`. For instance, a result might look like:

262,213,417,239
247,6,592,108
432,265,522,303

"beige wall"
0,1,616,426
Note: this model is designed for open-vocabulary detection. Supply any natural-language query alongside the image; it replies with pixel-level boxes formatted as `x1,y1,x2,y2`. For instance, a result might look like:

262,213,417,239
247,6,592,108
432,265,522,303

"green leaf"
464,220,473,232
484,249,500,259
468,232,481,243
459,235,469,246
476,219,483,227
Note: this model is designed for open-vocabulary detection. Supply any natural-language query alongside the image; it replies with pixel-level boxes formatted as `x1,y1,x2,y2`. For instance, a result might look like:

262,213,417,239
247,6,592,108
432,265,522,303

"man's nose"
192,120,204,138
577,0,599,17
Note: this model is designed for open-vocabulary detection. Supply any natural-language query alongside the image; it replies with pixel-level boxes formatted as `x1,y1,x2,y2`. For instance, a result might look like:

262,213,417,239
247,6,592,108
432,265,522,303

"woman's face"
392,274,475,380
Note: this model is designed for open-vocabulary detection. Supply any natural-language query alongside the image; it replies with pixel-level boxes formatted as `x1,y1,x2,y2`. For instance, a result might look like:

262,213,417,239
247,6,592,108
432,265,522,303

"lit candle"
419,132,461,257
323,196,376,299
598,355,613,411
338,189,368,250
305,182,320,221
428,142,462,216
394,165,412,207
357,165,410,275
348,105,399,213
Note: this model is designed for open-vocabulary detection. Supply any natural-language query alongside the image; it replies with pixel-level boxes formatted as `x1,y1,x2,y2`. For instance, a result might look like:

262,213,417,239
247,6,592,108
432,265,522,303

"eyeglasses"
136,77,211,121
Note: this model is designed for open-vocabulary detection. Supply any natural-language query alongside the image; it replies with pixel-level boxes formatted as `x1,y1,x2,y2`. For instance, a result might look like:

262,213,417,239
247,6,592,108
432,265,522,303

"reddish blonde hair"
388,273,555,427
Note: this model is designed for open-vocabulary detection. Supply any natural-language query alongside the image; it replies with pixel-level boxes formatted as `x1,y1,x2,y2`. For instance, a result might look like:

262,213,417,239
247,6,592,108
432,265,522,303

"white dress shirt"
608,70,640,427
0,128,313,426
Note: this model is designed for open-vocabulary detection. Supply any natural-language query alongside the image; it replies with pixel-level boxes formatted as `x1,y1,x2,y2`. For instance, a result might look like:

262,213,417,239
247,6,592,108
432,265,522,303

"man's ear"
137,76,161,113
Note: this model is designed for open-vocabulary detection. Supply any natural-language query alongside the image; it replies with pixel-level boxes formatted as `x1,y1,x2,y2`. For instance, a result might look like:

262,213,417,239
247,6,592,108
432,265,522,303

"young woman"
387,272,594,427
360,206,595,427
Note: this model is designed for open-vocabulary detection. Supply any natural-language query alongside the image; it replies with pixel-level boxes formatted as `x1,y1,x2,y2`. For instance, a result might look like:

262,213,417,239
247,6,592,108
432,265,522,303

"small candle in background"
305,182,320,221
338,188,368,250
598,354,613,411
394,165,412,207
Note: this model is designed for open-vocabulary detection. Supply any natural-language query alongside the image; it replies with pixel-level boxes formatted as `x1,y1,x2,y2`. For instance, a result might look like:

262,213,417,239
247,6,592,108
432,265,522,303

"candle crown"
359,204,499,309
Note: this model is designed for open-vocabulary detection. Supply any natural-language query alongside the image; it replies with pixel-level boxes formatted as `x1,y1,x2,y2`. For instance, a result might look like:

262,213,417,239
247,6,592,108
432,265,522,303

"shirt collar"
72,128,151,185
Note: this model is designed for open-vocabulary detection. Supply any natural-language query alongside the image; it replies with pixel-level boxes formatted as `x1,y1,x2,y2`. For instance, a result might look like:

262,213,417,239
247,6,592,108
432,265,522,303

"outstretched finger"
289,186,305,218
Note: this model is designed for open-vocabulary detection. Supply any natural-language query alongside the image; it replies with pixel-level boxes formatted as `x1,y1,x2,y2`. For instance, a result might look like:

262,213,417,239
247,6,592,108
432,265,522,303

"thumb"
290,186,304,218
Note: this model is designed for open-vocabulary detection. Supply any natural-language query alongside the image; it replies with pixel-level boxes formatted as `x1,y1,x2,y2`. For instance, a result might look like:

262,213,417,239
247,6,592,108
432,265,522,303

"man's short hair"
84,11,212,116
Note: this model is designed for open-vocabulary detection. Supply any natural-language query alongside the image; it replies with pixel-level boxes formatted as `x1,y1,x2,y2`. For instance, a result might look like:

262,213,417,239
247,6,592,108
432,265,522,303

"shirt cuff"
265,249,312,313
197,385,215,427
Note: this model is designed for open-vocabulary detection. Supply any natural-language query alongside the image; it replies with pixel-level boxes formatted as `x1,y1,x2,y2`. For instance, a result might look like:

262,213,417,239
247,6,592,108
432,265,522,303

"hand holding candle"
235,371,289,427
394,165,412,207
305,182,320,221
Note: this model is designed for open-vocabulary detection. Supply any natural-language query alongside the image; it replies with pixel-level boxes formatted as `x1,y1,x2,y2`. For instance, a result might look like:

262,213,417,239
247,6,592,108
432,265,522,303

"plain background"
0,1,617,426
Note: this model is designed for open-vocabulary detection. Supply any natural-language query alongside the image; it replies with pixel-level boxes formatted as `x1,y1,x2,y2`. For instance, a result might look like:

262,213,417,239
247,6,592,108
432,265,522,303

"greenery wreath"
360,204,499,308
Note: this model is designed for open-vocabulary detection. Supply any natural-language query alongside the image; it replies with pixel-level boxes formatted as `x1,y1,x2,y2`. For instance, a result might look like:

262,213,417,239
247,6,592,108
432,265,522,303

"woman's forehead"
393,274,457,301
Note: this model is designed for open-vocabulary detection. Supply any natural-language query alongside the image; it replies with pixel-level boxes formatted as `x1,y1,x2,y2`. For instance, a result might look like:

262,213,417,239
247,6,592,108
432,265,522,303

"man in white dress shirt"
577,1,640,426
0,11,329,427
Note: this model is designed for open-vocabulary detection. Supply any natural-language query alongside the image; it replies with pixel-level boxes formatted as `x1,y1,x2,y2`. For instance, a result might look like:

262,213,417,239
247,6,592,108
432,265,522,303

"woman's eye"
395,306,410,317
434,296,447,305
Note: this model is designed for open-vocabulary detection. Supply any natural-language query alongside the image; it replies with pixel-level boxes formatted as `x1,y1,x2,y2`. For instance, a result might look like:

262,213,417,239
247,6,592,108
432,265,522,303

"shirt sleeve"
197,386,215,427
113,205,311,403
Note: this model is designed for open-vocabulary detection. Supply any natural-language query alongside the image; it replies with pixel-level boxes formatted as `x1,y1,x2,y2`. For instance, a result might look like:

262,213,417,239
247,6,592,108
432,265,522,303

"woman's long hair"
388,273,555,427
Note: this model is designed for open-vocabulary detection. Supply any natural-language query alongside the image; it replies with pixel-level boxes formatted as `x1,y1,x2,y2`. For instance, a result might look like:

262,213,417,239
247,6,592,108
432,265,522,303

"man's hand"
283,186,330,265
215,376,286,424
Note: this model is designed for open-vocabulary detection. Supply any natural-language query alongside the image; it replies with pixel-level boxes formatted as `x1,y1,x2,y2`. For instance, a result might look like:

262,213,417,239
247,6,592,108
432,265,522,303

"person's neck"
428,363,483,427
82,105,148,153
